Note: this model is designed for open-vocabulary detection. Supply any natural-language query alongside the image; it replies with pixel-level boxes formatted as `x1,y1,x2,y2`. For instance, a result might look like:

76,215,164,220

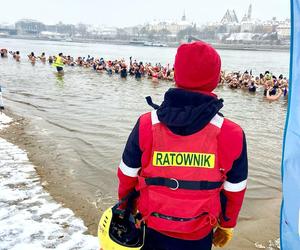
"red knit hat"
174,41,221,92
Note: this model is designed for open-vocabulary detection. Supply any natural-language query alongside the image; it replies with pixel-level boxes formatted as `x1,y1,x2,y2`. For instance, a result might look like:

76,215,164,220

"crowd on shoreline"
1,48,288,101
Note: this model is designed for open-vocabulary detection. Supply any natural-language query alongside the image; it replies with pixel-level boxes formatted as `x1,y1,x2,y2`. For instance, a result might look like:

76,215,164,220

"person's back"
117,41,248,250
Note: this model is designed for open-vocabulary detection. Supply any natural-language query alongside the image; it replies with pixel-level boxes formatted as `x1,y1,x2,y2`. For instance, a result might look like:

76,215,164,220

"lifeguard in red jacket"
118,41,248,250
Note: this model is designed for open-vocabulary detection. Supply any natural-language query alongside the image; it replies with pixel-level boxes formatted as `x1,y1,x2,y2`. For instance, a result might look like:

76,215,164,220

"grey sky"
0,0,290,27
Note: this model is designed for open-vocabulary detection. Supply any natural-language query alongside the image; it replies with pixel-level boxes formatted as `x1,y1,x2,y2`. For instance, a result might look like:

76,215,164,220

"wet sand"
0,109,103,236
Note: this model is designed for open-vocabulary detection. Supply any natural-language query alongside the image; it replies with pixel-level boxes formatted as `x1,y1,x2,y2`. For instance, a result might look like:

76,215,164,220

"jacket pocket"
146,187,220,234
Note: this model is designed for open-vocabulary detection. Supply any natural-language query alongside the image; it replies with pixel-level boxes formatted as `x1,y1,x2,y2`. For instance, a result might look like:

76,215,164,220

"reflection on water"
0,38,288,249
55,73,65,87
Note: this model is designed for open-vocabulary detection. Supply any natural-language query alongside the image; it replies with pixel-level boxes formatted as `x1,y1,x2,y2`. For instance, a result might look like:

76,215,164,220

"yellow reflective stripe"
152,151,215,168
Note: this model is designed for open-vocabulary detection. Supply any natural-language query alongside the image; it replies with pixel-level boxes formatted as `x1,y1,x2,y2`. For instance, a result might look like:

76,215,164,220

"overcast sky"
0,0,290,27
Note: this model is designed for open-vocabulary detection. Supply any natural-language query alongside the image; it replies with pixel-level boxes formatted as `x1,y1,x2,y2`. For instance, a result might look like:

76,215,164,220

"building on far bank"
240,4,256,33
144,12,193,35
45,22,76,36
39,31,68,41
219,9,240,33
276,19,291,40
0,23,17,36
15,19,45,35
94,26,118,38
221,9,239,24
2,5,289,47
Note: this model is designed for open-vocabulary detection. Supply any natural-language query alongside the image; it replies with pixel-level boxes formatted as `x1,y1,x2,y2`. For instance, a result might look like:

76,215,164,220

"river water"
0,38,289,249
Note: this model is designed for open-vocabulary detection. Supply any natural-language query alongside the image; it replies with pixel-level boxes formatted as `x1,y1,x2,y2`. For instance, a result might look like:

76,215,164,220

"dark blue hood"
155,88,223,136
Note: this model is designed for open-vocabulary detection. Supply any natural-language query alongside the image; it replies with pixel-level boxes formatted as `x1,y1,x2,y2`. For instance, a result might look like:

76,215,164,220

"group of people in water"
1,48,288,101
220,70,289,101
4,49,175,82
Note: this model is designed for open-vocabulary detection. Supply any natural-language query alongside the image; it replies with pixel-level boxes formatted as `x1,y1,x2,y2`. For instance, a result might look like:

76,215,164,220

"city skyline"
0,0,290,28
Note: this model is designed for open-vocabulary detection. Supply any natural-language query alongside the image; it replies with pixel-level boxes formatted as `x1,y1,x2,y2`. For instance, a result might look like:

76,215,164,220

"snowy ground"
255,239,280,250
0,113,99,250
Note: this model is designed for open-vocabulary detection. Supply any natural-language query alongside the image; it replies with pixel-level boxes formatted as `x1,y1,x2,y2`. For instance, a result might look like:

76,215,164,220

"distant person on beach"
117,41,248,250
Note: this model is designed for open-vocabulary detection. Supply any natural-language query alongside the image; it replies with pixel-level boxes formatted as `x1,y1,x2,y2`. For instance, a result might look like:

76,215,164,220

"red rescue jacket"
136,110,225,240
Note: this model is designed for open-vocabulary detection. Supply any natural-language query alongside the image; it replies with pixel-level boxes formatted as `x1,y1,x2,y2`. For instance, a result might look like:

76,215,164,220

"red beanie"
174,41,221,92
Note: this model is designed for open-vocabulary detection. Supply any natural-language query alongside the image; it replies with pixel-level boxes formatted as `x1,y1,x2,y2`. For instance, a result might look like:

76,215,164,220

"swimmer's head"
59,53,63,56
174,41,221,92
265,73,272,80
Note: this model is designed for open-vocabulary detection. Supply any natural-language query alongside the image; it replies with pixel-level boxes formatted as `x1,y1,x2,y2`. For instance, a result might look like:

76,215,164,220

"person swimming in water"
0,48,8,58
39,52,46,63
120,63,128,78
248,81,257,92
266,86,282,101
53,53,64,73
28,52,36,64
12,51,20,62
48,56,54,64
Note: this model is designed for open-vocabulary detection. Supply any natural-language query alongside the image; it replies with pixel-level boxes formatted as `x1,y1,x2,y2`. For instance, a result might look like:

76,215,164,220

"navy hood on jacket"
156,88,223,136
122,88,224,168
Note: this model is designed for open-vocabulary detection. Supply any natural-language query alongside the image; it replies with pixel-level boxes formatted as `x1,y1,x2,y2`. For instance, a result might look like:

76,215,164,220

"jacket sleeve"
219,131,248,228
118,118,142,200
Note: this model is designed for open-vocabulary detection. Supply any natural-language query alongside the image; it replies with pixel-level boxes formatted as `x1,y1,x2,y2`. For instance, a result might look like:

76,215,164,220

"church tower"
181,10,186,21
247,4,252,19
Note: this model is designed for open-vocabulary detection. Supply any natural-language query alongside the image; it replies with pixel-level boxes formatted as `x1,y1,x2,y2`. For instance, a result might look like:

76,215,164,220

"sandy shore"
0,109,101,236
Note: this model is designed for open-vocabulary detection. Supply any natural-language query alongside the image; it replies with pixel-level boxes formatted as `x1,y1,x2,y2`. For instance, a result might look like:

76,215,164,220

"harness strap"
113,189,140,213
140,177,223,191
145,96,160,110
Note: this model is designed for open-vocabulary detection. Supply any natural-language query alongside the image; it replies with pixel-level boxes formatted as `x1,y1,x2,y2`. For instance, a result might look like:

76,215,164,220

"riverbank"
1,36,290,52
0,111,99,249
0,109,105,237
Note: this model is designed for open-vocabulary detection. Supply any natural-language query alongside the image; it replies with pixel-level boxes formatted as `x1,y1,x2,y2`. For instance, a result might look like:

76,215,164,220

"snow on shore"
0,113,12,130
0,113,99,250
